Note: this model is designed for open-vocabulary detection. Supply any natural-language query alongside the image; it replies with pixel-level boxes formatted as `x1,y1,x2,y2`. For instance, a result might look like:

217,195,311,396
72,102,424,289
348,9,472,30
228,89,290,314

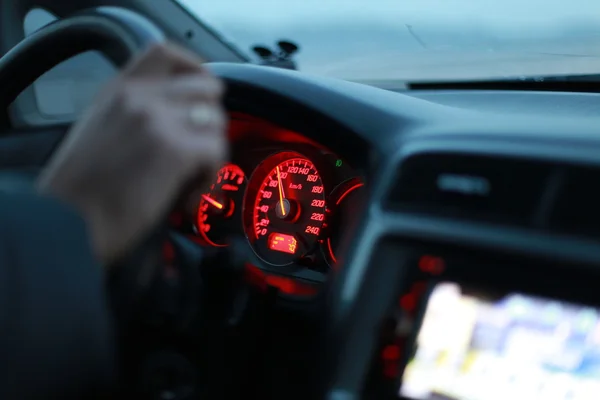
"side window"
12,8,116,123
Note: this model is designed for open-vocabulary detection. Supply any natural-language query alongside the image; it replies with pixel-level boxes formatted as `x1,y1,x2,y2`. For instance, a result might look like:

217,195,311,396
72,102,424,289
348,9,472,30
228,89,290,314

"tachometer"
196,164,247,246
244,151,326,266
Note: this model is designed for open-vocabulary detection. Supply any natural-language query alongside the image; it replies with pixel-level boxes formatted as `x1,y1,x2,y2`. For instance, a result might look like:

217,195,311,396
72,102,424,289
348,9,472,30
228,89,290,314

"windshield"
176,0,600,82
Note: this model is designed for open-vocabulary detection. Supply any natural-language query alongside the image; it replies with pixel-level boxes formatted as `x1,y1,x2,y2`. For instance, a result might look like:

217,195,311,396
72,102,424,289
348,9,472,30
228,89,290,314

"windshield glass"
176,0,600,82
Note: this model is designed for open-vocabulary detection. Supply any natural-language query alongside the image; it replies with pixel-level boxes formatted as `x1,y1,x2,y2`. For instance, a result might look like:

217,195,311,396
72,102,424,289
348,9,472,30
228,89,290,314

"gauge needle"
276,166,287,216
202,194,223,210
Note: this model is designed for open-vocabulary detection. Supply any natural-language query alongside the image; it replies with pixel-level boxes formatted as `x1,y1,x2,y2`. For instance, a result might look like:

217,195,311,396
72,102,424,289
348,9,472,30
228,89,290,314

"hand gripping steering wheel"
0,7,262,399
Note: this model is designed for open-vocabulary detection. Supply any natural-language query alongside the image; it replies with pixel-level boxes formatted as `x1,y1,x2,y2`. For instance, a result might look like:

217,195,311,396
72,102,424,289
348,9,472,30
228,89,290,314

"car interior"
2,0,600,399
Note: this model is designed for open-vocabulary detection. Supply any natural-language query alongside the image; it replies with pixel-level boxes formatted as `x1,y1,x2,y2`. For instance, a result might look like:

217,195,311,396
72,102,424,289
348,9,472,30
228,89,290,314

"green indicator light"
335,159,343,167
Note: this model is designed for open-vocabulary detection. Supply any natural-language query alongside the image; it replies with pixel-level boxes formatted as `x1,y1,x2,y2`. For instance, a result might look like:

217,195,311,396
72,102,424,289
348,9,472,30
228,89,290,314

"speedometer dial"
244,151,326,266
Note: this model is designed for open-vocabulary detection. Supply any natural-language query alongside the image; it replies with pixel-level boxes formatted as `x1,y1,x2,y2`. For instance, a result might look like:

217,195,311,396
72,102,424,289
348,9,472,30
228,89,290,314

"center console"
324,150,600,400
362,249,600,400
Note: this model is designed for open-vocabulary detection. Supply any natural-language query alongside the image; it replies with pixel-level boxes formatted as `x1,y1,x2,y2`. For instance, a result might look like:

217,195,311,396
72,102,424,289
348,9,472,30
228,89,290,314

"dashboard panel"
169,112,366,290
6,51,600,400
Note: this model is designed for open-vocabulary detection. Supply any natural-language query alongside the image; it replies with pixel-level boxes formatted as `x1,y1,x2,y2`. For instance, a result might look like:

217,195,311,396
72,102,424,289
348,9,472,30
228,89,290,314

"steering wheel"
0,7,164,107
0,7,264,400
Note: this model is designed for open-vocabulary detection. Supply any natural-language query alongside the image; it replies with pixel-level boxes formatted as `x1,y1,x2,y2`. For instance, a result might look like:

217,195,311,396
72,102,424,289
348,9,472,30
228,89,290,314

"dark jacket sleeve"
0,193,115,400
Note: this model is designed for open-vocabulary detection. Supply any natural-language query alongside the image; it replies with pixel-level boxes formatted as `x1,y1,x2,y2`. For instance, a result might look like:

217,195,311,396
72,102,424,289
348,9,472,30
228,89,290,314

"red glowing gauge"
197,164,247,246
244,152,326,266
324,178,365,266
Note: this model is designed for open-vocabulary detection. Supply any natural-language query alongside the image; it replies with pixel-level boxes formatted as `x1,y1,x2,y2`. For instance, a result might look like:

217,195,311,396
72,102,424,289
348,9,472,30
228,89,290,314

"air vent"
547,166,600,238
386,154,552,225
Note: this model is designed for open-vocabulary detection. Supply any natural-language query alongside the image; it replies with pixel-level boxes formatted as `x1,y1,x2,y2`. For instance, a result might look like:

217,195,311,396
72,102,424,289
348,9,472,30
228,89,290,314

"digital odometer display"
245,152,326,266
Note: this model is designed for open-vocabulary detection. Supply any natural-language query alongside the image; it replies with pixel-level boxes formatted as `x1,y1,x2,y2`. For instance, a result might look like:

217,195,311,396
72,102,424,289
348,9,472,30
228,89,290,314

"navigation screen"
400,283,600,400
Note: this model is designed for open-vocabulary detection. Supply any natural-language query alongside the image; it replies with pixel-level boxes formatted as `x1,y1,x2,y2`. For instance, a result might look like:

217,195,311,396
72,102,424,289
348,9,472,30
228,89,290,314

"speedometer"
244,151,326,266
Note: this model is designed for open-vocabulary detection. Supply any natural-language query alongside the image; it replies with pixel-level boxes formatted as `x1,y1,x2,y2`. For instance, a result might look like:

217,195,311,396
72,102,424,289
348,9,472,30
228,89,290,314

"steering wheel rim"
0,6,164,109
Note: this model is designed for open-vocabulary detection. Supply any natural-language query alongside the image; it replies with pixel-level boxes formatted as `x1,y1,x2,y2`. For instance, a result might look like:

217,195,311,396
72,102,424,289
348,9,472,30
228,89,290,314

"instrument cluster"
170,127,365,290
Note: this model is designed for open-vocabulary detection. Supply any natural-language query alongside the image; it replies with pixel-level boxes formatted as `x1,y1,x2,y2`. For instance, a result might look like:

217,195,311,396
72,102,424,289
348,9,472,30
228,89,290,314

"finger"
122,42,206,78
167,44,209,75
180,119,229,159
179,134,229,195
121,43,175,77
165,75,225,103
196,141,228,180
157,102,228,167
178,103,228,133
155,106,227,164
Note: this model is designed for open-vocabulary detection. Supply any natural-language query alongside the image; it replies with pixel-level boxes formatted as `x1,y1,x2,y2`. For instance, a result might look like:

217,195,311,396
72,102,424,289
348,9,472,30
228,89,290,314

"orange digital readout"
268,233,297,254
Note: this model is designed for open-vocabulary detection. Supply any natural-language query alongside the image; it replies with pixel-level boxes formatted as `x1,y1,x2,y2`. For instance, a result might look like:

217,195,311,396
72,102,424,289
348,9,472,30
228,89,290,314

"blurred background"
178,0,600,81
19,0,600,118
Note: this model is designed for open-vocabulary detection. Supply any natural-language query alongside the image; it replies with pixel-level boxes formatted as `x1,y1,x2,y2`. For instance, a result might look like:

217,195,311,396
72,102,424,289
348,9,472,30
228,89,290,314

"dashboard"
9,55,600,400
190,64,600,400
169,113,366,292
